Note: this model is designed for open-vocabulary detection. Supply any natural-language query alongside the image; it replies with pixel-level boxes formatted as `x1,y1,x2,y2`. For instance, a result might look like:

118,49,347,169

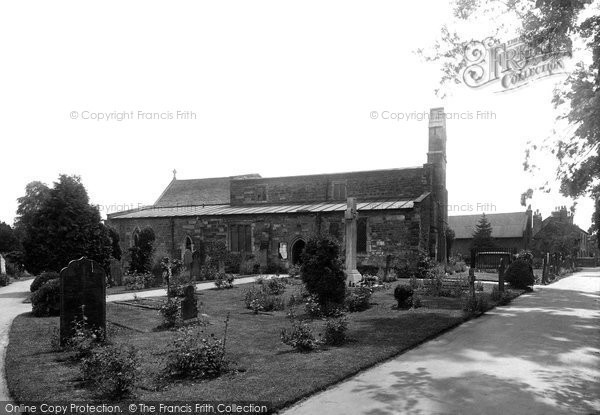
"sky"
0,1,594,231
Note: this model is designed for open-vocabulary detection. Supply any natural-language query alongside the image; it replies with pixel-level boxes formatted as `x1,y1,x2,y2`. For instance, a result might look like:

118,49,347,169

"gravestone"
0,255,6,275
191,250,202,281
60,257,106,344
541,252,549,285
344,198,362,286
498,258,505,292
109,258,123,286
183,249,193,271
468,266,476,301
181,285,198,320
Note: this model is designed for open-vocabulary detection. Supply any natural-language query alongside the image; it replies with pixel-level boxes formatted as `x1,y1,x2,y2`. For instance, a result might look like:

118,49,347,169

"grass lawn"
7,279,521,411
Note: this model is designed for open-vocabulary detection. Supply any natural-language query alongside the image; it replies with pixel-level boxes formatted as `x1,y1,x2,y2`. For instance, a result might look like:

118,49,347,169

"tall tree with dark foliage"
21,175,113,274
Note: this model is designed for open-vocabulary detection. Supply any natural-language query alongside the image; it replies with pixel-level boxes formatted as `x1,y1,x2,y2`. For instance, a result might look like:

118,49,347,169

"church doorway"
291,239,306,265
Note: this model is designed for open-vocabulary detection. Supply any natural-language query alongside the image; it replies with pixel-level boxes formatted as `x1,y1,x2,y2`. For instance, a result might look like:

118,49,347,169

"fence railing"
474,251,512,270
575,257,599,267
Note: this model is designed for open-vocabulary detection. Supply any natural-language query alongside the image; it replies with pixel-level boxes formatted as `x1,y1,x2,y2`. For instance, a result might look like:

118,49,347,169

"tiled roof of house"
154,174,261,207
109,198,418,219
448,212,529,239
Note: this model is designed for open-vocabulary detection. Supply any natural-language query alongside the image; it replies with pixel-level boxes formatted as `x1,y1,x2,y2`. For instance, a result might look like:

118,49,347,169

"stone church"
106,108,448,272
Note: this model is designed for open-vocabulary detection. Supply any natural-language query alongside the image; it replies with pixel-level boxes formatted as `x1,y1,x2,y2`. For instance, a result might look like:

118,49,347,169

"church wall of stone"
107,207,424,272
230,168,427,206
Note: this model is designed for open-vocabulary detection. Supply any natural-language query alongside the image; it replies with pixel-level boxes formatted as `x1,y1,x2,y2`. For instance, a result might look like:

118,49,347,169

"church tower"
427,107,448,262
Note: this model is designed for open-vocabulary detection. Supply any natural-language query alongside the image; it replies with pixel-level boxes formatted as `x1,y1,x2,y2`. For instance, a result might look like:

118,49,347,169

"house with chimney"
448,207,536,257
448,205,591,258
532,206,590,258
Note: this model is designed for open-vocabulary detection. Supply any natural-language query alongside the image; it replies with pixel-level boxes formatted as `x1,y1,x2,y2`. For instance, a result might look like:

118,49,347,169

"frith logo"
461,36,568,92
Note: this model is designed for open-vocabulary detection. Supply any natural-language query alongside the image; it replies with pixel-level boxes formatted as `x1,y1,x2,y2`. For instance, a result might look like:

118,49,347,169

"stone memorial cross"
344,197,362,286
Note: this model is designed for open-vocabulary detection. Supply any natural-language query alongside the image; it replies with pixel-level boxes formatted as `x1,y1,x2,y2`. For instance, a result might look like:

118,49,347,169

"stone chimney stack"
551,205,572,225
533,209,543,236
427,107,448,263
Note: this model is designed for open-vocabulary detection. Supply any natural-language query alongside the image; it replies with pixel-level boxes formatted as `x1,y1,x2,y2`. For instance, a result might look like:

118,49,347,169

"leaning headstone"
344,197,362,286
109,258,123,286
0,255,6,275
181,285,198,320
60,257,106,344
191,250,202,281
498,258,505,292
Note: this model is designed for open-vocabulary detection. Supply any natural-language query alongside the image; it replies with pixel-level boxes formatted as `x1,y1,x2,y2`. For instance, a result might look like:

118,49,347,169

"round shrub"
0,274,9,287
264,278,286,295
322,316,348,346
31,278,61,316
504,259,535,289
394,284,414,309
344,287,372,312
166,328,228,379
214,273,235,289
281,320,318,352
243,285,285,313
304,295,322,318
30,271,59,292
81,344,138,398
159,298,181,328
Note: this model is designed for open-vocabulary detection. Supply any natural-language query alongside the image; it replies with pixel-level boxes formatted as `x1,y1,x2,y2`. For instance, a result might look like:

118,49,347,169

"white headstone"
0,255,6,275
279,243,288,260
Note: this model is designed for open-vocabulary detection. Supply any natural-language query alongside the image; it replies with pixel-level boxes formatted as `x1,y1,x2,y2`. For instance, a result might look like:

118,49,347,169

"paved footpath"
0,279,31,402
0,275,281,406
284,269,600,415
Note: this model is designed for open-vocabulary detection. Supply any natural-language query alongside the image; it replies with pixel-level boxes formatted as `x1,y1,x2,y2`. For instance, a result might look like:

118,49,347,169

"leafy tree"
128,227,155,273
0,222,21,253
471,214,498,252
205,240,229,268
520,189,533,207
446,228,456,260
591,196,600,251
420,0,599,244
14,181,50,236
531,220,582,257
21,175,113,274
4,251,25,275
300,234,346,306
107,227,122,261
